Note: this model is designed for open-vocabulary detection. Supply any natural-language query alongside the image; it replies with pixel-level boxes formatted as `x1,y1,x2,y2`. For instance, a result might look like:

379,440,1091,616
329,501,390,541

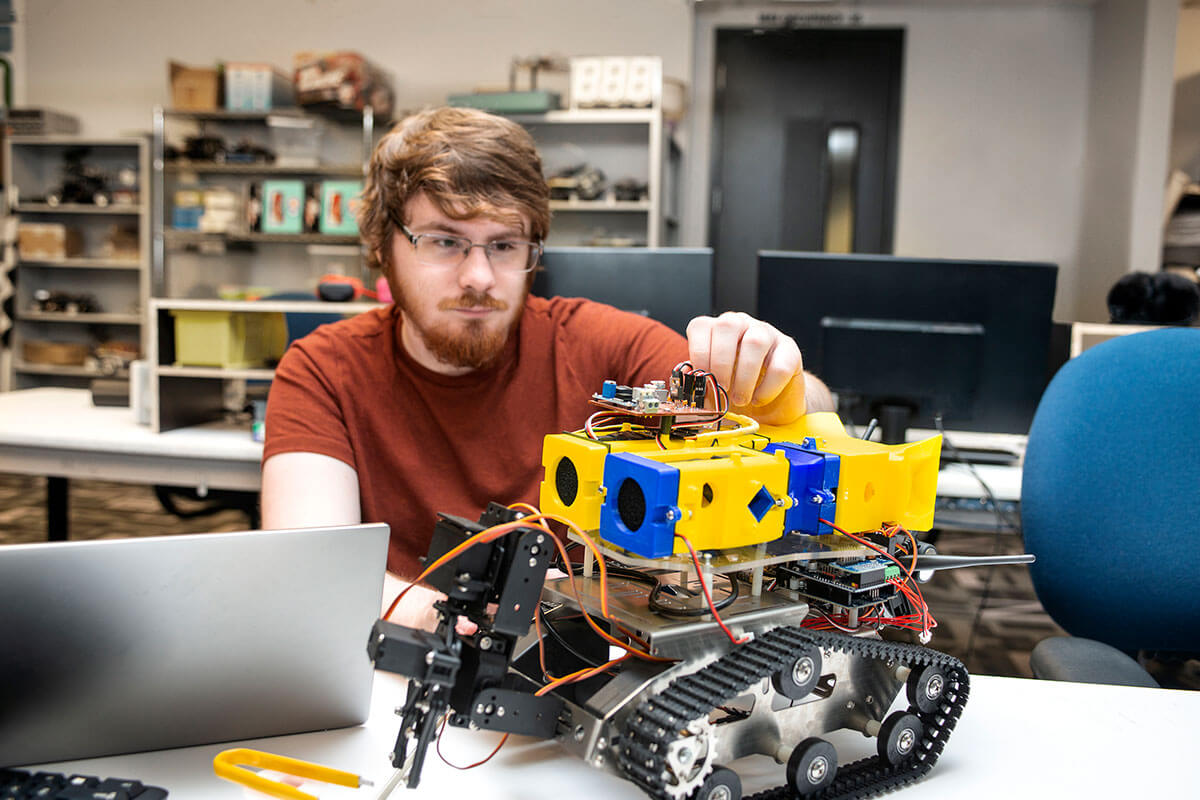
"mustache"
438,290,508,312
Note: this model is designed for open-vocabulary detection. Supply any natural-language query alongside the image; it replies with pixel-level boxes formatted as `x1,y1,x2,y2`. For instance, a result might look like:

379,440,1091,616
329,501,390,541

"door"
710,27,904,312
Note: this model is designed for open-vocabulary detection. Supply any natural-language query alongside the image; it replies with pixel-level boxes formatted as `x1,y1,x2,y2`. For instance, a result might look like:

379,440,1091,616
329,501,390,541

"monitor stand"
878,404,911,445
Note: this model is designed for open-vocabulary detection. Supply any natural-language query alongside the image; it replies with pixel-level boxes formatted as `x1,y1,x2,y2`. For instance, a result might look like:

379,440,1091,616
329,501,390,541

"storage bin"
171,310,287,368
267,115,323,168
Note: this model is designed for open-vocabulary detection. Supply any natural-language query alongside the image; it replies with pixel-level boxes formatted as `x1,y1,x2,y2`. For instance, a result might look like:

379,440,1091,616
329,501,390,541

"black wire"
537,603,604,669
934,413,1019,668
647,573,740,617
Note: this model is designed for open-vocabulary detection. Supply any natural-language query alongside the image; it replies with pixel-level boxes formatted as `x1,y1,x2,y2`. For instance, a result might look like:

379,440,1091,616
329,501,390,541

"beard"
391,280,526,371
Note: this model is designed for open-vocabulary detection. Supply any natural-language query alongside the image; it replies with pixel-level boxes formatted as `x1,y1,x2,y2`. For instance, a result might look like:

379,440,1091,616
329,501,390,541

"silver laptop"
0,523,389,767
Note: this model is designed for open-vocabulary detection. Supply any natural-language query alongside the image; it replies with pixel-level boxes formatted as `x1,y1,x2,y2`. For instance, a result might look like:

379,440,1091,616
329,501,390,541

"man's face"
386,192,533,375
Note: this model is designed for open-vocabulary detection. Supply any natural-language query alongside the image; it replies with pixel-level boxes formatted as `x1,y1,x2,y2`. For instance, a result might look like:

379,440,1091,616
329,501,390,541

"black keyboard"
0,769,167,800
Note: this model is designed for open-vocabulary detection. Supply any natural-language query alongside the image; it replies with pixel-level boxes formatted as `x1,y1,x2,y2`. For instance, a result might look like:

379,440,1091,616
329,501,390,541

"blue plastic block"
599,452,680,558
764,441,840,534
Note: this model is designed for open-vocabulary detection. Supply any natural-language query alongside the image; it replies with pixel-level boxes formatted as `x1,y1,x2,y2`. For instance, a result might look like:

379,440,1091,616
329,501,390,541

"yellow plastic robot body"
539,411,942,559
760,413,942,534
598,446,790,557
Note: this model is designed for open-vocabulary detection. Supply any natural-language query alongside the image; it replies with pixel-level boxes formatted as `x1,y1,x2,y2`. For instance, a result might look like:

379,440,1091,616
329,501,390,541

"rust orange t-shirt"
263,295,688,578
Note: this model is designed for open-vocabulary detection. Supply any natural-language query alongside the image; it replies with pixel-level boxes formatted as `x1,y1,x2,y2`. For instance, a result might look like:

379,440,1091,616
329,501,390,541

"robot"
368,364,1032,799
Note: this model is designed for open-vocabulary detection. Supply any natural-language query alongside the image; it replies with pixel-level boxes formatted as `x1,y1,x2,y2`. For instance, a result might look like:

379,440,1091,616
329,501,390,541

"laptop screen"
0,523,389,767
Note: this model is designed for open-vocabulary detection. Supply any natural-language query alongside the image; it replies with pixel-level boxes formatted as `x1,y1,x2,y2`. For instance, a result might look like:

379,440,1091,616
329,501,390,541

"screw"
792,655,814,685
497,706,506,717
808,755,829,784
536,534,545,544
425,652,435,664
529,557,538,568
475,704,485,715
530,545,540,555
574,725,586,742
846,700,855,710
597,737,607,750
865,695,874,705
479,636,493,651
897,728,916,754
677,746,692,763
484,704,495,715
709,787,733,800
926,674,944,700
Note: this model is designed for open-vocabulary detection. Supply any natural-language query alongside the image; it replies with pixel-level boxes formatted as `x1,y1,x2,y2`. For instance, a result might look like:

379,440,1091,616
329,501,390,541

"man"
262,106,831,627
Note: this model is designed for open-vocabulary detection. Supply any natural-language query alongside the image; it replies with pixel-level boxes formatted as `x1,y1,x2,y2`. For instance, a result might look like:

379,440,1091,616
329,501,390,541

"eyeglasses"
396,221,542,273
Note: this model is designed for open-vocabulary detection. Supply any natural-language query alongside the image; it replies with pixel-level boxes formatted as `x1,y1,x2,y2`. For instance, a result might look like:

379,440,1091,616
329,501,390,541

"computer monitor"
756,251,1058,445
534,247,714,335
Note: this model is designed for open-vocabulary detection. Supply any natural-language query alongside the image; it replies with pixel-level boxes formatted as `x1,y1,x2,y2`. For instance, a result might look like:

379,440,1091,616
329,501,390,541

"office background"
5,0,1197,323
1,1,1198,688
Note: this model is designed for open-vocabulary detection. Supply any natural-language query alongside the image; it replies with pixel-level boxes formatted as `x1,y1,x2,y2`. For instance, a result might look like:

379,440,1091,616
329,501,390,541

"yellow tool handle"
213,747,360,800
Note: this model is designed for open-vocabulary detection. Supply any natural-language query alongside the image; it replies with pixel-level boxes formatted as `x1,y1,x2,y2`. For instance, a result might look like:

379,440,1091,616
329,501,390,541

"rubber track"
615,627,969,800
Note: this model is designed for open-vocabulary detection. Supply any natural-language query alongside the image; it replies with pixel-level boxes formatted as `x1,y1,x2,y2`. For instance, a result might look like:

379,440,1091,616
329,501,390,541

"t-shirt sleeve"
262,335,356,470
557,299,690,388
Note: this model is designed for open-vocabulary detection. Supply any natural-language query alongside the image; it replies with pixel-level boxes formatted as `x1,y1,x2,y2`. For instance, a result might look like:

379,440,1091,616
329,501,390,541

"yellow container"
171,310,287,368
760,412,942,533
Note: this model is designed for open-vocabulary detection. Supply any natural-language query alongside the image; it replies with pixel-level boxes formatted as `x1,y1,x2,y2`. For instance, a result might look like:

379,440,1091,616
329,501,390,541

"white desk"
0,388,262,538
23,673,1199,799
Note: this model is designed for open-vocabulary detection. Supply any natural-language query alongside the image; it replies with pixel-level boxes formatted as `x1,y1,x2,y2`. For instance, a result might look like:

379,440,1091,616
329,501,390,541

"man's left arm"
687,311,833,425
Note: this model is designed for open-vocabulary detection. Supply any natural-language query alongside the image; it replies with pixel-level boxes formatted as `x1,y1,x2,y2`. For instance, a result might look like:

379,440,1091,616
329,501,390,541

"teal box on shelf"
261,180,305,234
447,90,560,114
319,180,363,235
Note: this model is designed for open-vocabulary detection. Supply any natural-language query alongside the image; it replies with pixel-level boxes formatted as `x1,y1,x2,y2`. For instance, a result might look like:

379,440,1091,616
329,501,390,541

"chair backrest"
1021,328,1200,653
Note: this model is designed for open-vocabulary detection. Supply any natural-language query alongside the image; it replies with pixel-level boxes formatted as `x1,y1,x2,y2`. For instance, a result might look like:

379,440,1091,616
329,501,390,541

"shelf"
7,136,147,147
550,198,651,212
158,364,277,381
19,257,142,270
153,298,380,314
165,161,363,177
509,108,658,125
163,107,374,123
163,229,361,246
18,311,142,325
15,202,144,215
15,362,129,378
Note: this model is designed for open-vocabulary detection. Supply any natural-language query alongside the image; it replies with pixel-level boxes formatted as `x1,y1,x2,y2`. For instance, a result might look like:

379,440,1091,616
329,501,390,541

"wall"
689,1,1178,323
18,0,691,137
1073,0,1178,322
1170,7,1200,177
14,0,1179,324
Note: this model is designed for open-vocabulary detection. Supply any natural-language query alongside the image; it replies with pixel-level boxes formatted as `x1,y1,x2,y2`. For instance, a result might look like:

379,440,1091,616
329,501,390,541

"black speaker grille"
616,478,646,532
555,457,579,507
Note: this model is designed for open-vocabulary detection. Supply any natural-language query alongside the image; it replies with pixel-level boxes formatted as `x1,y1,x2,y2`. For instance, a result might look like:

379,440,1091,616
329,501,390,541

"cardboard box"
319,180,362,235
18,223,83,260
225,62,296,112
293,50,393,118
170,60,221,111
261,180,305,234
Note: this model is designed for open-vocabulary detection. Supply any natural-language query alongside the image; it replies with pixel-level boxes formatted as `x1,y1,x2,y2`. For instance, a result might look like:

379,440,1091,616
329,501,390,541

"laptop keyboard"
0,769,168,799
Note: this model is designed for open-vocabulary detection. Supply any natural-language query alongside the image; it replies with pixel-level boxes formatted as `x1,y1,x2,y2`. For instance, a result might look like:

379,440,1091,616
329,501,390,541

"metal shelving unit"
149,106,377,431
3,135,151,393
509,106,680,247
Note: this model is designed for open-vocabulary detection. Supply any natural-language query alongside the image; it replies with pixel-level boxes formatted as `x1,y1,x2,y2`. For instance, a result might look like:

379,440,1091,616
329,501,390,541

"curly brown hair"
358,106,551,275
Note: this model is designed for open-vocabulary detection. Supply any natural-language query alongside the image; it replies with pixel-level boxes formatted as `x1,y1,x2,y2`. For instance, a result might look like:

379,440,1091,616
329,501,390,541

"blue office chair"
1021,328,1200,687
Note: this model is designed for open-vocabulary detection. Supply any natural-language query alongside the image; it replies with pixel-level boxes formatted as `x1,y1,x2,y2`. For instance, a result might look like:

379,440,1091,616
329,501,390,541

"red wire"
674,532,750,645
436,714,508,770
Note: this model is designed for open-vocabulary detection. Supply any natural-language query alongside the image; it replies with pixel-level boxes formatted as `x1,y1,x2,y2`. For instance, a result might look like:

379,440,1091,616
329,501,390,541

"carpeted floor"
2,472,1194,688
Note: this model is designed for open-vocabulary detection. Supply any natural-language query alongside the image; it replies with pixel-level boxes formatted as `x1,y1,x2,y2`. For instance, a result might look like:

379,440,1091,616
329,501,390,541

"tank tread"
615,626,969,800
